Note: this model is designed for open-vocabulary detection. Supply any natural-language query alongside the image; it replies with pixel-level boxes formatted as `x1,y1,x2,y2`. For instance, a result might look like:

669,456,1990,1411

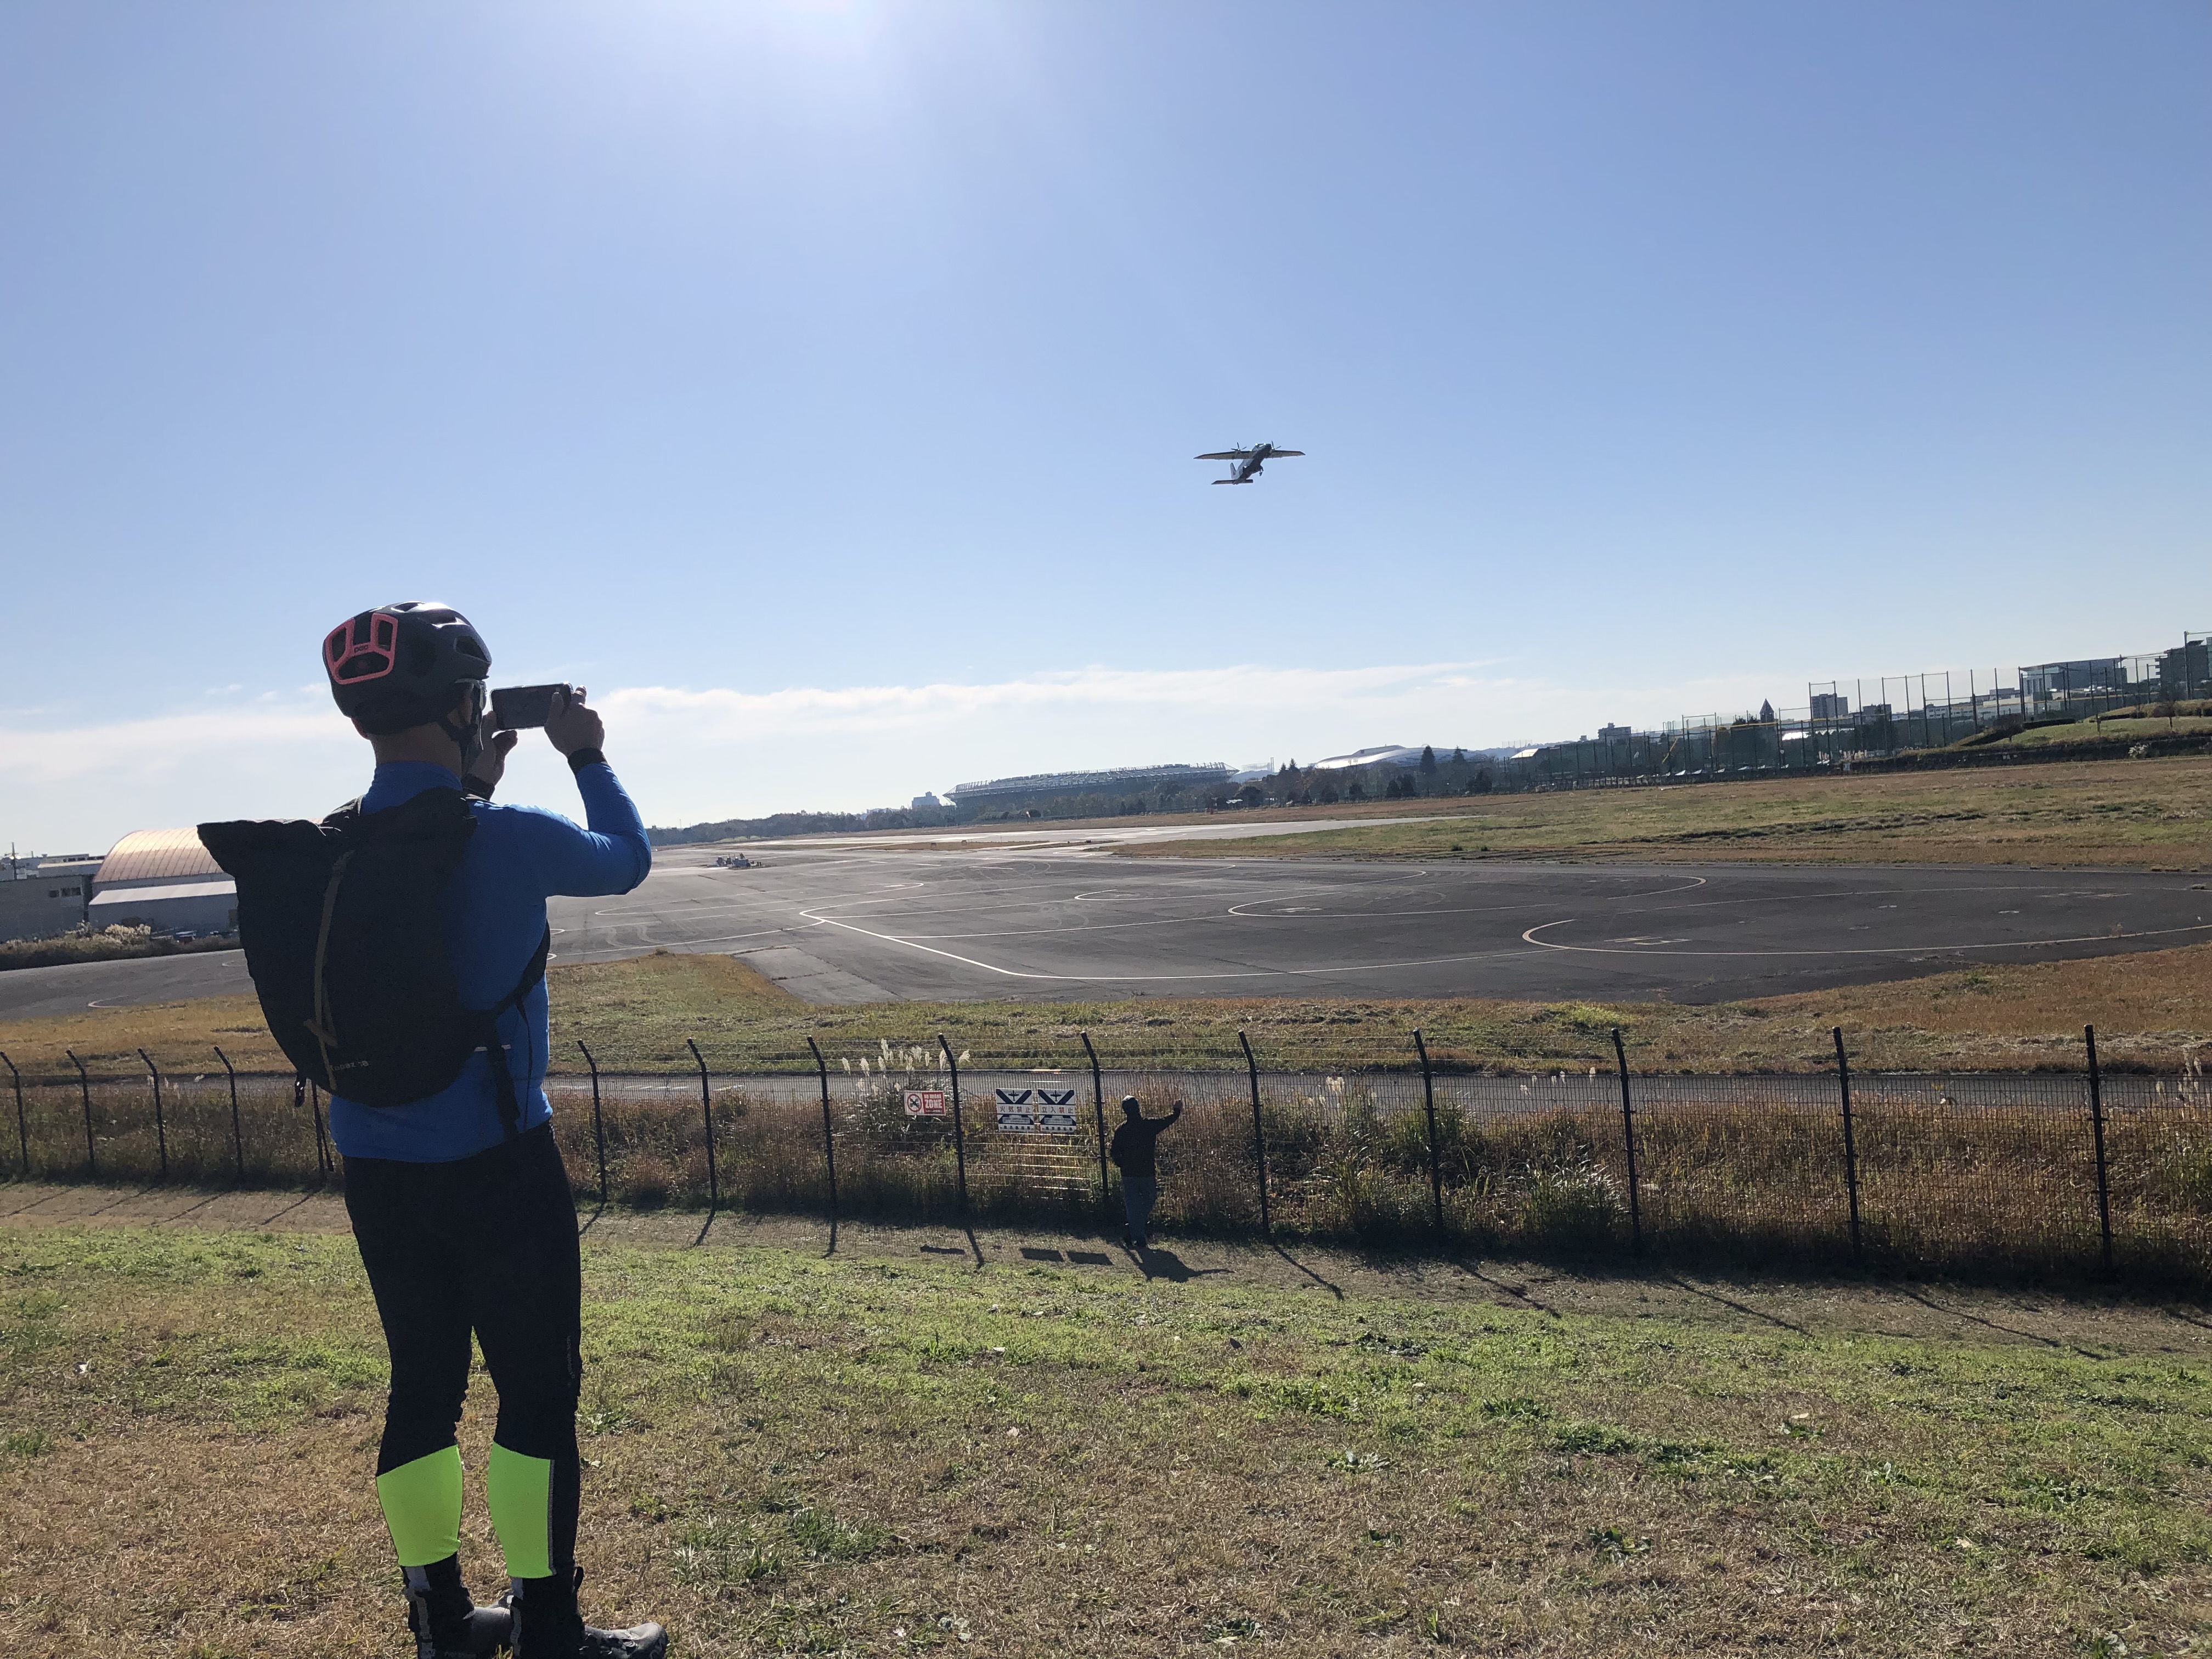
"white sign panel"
995,1086,1079,1133
904,1089,949,1117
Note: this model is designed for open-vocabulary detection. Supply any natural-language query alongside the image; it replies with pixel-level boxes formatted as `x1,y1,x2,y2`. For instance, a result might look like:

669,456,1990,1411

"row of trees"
648,747,1521,847
1249,747,1496,808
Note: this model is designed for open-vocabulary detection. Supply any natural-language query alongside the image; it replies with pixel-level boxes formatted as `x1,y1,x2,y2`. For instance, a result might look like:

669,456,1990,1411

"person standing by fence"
201,603,664,1659
1109,1094,1182,1250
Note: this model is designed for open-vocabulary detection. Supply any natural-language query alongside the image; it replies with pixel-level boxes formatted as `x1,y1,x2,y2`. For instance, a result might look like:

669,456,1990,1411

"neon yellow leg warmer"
486,1441,556,1580
375,1446,464,1567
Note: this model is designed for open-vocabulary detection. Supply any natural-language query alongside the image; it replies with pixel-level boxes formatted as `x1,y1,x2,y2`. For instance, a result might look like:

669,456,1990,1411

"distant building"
2021,658,2127,699
910,793,943,810
950,763,1229,803
0,857,99,943
1596,724,1630,742
1809,693,1849,720
2160,640,2209,698
87,827,236,936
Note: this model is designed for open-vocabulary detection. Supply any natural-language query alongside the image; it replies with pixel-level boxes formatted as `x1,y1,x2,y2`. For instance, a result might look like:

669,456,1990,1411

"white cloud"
0,659,1787,849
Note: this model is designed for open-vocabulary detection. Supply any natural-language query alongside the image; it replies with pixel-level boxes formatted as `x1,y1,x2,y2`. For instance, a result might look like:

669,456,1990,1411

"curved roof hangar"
96,827,226,890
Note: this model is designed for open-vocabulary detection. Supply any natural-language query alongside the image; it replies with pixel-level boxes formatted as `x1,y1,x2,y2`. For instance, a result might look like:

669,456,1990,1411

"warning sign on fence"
994,1086,1079,1133
904,1089,949,1117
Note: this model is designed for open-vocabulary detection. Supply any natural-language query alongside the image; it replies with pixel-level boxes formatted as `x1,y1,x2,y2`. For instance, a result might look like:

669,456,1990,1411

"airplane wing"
1269,449,1305,457
1195,450,1253,460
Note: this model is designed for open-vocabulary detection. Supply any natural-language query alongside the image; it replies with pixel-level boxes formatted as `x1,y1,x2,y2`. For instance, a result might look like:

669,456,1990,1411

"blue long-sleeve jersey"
328,758,651,1163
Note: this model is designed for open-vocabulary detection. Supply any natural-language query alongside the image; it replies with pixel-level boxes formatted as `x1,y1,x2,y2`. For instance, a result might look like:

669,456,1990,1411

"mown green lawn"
3,1224,2210,1655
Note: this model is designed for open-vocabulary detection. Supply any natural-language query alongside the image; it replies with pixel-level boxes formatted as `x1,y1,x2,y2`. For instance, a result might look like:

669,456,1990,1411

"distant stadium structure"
1308,744,1476,772
951,763,1230,803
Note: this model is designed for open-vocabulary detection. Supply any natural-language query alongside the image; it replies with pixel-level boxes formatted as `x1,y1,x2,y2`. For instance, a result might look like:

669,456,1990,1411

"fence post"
1832,1028,1863,1262
1412,1029,1444,1233
137,1049,168,1181
685,1039,719,1211
1237,1030,1271,1234
1610,1028,1641,1255
937,1035,968,1215
1080,1032,1110,1217
577,1041,609,1206
213,1047,244,1181
2086,1024,2114,1273
0,1052,24,1178
67,1049,95,1177
806,1036,838,1220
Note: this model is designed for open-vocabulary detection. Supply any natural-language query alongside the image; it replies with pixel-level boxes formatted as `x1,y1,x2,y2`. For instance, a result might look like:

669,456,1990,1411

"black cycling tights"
346,1123,582,1577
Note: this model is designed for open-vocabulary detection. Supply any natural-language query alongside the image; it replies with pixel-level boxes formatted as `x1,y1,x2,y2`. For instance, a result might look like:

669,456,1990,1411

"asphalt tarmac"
5,840,2208,1015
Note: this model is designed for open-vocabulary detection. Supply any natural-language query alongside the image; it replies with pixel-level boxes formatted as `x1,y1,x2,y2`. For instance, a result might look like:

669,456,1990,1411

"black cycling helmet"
323,602,493,747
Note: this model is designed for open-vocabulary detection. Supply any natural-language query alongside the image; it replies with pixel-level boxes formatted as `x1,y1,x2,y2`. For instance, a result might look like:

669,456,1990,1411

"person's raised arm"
516,686,652,896
1166,1102,1183,1126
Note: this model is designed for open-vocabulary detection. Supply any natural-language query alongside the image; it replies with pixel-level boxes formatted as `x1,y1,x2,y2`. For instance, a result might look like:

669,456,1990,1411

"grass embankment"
1956,703,2212,755
2,1226,2208,1655
2,942,2207,1079
1117,757,2212,871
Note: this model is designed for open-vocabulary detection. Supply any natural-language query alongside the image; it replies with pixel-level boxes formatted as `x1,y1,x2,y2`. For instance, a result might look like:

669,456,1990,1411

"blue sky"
4,2,2207,849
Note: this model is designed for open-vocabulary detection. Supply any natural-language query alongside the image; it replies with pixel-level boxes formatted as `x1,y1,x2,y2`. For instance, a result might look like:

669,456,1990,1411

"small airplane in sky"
1195,442,1305,485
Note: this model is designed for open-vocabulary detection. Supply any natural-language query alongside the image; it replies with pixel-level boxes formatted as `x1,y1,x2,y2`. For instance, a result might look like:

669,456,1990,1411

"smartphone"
490,684,571,730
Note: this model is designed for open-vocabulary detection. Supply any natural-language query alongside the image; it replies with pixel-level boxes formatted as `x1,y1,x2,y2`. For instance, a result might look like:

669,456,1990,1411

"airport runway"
4,842,2208,1015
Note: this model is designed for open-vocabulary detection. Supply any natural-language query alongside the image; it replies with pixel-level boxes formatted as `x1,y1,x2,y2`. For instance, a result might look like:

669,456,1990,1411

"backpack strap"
481,927,552,1139
301,848,358,1087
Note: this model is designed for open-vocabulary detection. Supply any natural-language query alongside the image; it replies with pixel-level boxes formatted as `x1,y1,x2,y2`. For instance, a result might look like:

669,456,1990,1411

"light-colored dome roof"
97,827,225,888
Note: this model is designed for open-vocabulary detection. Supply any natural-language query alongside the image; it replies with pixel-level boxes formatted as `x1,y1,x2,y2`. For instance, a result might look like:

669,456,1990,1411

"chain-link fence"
4,1031,2208,1281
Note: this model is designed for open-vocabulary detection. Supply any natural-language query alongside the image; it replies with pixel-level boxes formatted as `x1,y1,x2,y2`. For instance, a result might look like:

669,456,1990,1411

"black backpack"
198,788,547,1136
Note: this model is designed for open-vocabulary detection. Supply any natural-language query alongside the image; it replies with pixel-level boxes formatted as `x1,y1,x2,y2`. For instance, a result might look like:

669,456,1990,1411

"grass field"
1962,712,2212,754
2,939,2207,1079
3,1223,2209,1656
1116,757,2212,871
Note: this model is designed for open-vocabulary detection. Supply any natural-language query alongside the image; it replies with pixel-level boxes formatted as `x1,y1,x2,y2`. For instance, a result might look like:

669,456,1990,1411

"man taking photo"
202,602,665,1659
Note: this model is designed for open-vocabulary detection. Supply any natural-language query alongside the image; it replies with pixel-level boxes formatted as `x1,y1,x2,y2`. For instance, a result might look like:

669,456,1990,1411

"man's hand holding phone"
544,685,605,758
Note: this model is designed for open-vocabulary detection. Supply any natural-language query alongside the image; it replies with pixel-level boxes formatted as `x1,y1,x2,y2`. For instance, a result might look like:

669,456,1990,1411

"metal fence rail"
3,1028,2207,1280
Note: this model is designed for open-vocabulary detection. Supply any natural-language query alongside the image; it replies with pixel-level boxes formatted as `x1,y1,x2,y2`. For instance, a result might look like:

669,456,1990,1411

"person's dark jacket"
1109,1105,1182,1180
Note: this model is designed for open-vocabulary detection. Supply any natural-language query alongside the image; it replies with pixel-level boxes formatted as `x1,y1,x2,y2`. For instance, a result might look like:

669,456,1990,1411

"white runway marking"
1222,872,1708,918
801,905,1547,984
1519,917,2212,957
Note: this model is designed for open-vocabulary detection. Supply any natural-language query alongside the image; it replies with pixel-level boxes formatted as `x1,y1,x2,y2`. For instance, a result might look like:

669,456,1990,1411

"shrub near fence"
4,1029,2209,1283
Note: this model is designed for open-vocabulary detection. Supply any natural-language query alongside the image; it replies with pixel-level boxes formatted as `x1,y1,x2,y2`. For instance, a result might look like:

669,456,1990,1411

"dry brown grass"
3,941,2207,1079
9,1051,2210,1283
1121,755,2212,871
4,1226,2210,1657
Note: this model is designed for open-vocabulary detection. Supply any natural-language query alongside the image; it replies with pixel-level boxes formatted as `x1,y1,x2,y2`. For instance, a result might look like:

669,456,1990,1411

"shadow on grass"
1135,1248,1231,1284
255,1190,324,1228
1449,1257,1564,1319
162,1189,228,1226
1268,1239,1344,1299
1895,1284,2063,1348
1664,1274,1813,1336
